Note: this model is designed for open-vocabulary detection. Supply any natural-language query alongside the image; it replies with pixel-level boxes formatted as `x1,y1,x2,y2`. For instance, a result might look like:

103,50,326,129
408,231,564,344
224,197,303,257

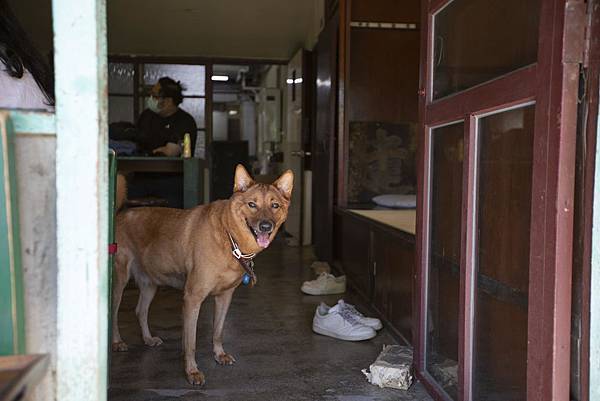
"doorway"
415,0,582,400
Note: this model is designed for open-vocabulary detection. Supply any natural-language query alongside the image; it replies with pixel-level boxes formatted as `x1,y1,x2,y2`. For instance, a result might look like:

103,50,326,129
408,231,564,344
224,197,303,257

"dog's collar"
227,231,257,287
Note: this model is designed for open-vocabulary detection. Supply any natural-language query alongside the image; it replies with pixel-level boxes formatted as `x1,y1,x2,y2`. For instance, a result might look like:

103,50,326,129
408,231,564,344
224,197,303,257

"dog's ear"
233,164,254,192
273,170,294,200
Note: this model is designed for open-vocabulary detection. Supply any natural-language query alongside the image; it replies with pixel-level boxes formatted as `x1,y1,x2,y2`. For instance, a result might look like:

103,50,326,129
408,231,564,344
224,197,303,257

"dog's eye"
272,202,280,209
248,201,257,209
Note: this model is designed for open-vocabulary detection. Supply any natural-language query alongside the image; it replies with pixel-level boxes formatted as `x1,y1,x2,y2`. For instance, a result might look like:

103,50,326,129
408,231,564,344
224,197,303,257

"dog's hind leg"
135,279,162,347
112,255,131,352
212,287,236,365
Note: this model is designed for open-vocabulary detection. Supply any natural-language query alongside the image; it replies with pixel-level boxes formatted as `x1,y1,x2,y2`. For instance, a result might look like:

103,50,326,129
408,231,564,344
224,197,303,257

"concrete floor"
109,241,433,401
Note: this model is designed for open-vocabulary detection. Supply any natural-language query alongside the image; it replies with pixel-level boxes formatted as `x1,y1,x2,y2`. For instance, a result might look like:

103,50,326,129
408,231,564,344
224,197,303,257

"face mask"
147,96,161,114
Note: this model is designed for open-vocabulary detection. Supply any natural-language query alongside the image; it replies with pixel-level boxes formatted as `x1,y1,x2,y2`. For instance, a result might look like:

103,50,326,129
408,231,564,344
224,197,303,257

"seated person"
137,77,197,156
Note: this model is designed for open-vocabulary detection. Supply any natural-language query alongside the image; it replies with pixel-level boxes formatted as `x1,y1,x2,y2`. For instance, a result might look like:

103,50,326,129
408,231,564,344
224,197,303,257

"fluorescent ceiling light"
316,78,331,88
228,110,238,116
294,78,303,84
286,78,294,84
212,75,229,82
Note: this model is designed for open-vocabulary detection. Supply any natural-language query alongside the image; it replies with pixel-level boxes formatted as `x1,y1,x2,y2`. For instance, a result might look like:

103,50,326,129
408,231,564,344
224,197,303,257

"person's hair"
158,77,184,106
0,0,54,105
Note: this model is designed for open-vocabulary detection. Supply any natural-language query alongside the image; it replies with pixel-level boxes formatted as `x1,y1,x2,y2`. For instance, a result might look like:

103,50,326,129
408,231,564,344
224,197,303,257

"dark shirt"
136,108,197,154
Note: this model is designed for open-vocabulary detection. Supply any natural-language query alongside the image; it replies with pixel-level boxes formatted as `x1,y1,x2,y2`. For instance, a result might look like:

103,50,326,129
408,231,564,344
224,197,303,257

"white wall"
308,0,325,50
262,65,281,88
14,134,58,401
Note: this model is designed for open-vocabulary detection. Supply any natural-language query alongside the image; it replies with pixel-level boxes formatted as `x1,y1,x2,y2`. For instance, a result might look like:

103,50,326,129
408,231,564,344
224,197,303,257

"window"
108,61,207,158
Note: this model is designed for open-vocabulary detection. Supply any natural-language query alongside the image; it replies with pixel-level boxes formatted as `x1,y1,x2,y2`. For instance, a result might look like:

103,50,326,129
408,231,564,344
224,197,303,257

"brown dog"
112,164,293,385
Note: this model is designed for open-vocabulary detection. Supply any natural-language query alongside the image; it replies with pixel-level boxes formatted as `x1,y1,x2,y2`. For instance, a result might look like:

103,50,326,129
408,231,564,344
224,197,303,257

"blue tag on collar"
242,273,251,286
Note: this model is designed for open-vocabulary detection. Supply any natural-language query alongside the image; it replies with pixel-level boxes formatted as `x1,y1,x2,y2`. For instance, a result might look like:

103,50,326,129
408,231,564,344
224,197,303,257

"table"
0,355,48,401
117,156,206,208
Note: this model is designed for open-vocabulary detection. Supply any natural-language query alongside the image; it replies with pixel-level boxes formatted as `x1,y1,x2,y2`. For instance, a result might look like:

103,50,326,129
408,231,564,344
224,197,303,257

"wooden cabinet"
334,211,372,299
334,209,415,344
373,226,415,343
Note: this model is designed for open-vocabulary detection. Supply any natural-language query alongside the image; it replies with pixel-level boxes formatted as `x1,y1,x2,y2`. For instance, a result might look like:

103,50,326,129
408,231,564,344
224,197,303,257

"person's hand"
152,142,181,157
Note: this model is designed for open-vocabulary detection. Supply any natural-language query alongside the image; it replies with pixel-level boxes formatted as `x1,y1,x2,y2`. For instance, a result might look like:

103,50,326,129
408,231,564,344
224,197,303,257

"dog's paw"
112,341,128,352
186,369,206,386
214,352,236,365
143,336,163,347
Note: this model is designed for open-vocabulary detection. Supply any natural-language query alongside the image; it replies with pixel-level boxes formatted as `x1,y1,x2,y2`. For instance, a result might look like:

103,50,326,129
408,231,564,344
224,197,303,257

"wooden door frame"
337,0,350,208
312,8,339,262
581,1,600,399
414,0,584,400
283,49,307,245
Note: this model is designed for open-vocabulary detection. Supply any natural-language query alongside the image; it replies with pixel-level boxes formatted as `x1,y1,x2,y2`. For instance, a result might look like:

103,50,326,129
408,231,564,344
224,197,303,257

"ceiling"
213,65,251,76
10,0,321,61
108,0,318,60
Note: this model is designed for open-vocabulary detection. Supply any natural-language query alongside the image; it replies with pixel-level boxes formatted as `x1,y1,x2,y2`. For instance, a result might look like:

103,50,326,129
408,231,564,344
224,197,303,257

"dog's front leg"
213,287,236,365
182,288,208,386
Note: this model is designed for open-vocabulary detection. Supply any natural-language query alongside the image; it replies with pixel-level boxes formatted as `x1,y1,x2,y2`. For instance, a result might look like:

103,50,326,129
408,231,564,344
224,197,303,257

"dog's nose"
259,220,273,232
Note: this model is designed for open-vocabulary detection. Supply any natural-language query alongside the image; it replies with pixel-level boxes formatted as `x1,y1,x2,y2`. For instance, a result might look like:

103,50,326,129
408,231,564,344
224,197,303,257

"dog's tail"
115,172,127,212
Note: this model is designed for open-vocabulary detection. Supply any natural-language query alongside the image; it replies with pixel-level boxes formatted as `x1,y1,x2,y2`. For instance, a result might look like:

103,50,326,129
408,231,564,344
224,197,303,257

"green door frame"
0,113,25,356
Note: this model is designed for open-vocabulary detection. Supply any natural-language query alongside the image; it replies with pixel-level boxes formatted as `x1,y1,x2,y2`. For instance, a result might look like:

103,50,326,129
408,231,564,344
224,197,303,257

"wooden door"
414,0,585,400
312,11,338,262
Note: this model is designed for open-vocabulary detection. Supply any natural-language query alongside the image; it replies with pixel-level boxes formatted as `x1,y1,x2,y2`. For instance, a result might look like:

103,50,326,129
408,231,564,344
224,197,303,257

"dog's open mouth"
246,220,272,248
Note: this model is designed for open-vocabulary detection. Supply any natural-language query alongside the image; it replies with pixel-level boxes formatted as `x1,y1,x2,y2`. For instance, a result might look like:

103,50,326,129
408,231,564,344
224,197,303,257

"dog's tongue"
257,232,271,248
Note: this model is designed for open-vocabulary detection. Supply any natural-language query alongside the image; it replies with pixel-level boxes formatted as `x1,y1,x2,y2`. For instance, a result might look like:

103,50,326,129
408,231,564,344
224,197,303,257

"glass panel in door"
426,121,464,400
473,104,535,400
432,0,541,100
108,96,134,124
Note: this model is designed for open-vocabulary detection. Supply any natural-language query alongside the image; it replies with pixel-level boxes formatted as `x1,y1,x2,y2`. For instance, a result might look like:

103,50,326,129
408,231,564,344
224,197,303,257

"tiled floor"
109,241,433,401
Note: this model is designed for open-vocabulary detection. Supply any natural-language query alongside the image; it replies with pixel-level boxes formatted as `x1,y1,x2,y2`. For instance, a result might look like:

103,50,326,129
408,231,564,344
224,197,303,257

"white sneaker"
336,299,383,330
312,303,376,341
301,273,346,295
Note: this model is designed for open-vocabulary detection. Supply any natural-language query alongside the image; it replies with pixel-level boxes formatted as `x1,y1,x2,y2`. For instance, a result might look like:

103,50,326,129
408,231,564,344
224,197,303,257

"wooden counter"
334,208,415,344
348,209,416,235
